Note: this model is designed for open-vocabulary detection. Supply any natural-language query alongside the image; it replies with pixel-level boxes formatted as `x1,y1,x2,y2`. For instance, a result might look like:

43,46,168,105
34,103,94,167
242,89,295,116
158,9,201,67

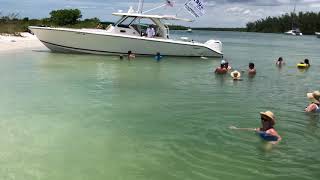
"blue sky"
1,0,320,27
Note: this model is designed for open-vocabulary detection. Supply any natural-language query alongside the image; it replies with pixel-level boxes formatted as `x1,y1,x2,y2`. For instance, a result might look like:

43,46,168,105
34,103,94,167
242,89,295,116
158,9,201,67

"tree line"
246,11,320,34
0,9,102,34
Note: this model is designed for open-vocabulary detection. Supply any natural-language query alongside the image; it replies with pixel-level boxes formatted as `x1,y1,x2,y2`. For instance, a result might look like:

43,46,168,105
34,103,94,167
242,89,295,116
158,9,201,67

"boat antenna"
138,0,144,13
142,0,174,14
292,0,297,29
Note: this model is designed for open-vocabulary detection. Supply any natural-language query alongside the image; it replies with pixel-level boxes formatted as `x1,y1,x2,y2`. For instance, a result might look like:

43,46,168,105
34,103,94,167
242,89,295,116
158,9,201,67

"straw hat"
230,70,241,79
307,91,320,103
260,111,276,125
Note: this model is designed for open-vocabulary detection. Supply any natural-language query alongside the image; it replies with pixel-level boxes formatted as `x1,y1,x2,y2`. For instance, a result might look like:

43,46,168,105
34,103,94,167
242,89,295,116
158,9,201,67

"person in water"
276,57,285,66
304,58,310,66
215,64,227,74
224,61,232,70
127,50,135,60
255,111,281,144
248,62,256,75
155,52,162,62
305,91,320,112
230,70,241,80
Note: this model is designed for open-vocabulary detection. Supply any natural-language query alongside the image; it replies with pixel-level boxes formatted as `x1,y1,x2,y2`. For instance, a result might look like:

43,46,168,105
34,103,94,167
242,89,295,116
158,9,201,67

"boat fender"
258,131,278,141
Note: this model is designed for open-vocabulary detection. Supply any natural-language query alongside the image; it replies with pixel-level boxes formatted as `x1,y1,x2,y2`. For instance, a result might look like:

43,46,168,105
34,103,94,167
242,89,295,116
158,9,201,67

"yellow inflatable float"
297,63,309,68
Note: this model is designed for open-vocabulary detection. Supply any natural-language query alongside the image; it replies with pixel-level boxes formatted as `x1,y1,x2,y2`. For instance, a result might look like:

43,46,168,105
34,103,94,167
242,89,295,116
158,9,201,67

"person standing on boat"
146,25,155,38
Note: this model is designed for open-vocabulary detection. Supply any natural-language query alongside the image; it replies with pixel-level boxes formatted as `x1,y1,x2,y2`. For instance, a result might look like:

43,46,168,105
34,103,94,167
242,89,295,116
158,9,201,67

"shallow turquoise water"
0,31,320,179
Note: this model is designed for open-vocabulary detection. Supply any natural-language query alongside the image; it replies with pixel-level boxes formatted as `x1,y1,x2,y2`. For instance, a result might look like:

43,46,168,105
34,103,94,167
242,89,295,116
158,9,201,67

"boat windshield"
115,16,167,38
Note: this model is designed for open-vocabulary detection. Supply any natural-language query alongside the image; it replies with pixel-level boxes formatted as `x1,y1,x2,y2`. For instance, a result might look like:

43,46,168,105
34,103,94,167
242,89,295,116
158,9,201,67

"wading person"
305,91,320,112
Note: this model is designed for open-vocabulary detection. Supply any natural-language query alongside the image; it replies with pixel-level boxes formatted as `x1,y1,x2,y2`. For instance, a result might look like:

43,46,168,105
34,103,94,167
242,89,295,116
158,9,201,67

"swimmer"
230,70,242,80
229,111,281,144
305,91,320,112
255,111,281,144
155,52,162,62
248,62,256,75
215,64,227,74
127,51,135,60
276,57,285,66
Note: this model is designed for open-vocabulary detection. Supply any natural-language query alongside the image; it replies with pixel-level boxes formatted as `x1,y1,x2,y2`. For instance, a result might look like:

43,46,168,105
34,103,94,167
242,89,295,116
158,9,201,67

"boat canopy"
112,13,193,22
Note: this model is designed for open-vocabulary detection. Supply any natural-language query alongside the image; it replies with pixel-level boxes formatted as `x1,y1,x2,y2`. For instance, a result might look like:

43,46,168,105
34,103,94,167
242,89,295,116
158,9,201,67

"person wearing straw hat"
230,111,281,144
230,70,242,80
305,91,320,112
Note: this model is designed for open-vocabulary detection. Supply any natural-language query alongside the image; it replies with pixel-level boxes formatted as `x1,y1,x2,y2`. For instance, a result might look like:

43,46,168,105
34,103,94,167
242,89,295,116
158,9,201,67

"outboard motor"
204,40,223,55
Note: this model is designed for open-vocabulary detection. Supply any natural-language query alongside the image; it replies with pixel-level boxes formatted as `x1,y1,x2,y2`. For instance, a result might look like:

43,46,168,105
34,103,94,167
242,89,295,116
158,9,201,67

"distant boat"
187,28,192,33
315,32,320,38
285,29,302,36
285,0,303,36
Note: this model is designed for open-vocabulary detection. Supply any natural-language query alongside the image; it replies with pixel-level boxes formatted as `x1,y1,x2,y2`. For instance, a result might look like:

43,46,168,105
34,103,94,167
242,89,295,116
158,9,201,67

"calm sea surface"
0,31,320,180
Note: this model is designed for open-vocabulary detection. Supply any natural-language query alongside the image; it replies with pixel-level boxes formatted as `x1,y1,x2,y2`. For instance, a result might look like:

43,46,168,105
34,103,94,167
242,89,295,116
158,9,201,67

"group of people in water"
214,59,256,80
223,57,318,145
119,51,163,62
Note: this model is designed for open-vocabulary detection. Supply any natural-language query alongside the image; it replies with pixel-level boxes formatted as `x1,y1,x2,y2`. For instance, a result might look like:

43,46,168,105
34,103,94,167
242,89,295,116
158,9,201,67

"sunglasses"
261,117,269,122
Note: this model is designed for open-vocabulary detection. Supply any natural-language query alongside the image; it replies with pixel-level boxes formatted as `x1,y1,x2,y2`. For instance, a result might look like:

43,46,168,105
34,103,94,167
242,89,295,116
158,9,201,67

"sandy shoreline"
0,32,47,53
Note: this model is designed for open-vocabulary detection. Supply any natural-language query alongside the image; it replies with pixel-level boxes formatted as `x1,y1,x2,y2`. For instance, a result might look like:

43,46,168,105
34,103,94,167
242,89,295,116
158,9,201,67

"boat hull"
29,26,223,57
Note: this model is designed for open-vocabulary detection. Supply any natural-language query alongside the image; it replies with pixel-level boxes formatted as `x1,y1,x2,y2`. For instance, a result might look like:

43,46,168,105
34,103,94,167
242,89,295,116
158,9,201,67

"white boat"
315,32,320,38
187,28,192,33
285,29,303,36
285,0,303,36
29,12,222,57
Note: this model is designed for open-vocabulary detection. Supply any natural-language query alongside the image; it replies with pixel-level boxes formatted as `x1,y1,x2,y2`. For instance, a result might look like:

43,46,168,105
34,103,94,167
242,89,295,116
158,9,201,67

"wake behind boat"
29,2,223,58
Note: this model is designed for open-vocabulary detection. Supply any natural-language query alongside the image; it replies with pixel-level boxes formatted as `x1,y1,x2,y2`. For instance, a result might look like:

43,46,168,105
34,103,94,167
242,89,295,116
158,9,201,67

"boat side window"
116,16,137,28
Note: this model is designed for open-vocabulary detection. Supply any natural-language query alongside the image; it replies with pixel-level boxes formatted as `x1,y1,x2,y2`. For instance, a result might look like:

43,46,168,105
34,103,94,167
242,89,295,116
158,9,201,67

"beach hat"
230,70,241,79
307,91,320,103
260,111,276,125
221,59,226,65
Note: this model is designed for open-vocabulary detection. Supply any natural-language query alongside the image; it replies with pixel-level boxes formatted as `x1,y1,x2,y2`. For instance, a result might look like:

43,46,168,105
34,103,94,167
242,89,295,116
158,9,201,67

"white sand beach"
0,32,47,53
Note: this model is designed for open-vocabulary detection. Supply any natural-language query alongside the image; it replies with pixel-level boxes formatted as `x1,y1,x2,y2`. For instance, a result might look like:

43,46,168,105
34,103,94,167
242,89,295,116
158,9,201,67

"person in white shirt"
146,25,155,38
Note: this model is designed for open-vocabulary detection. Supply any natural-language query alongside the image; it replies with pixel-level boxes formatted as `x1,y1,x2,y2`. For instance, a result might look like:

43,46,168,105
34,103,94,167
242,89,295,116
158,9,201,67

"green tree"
50,9,82,26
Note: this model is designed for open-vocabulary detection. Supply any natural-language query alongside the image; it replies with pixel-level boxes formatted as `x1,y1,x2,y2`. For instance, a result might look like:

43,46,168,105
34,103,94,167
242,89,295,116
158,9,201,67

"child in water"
305,91,320,112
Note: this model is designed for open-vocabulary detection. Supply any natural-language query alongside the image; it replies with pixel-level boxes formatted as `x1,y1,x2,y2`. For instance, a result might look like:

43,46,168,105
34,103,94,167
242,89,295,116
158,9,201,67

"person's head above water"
249,62,255,69
230,70,241,79
260,111,275,128
128,50,132,55
304,59,310,65
278,57,283,62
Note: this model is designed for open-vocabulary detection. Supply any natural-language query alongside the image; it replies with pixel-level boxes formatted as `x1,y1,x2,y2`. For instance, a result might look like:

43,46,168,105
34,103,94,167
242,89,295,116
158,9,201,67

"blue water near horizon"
0,31,319,179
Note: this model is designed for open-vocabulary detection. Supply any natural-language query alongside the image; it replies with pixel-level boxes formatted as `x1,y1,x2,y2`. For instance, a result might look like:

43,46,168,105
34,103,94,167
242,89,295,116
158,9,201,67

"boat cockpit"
106,14,170,39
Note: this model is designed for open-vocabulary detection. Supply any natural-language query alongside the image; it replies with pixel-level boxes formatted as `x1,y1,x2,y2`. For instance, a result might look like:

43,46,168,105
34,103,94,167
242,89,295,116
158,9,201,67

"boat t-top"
29,3,222,57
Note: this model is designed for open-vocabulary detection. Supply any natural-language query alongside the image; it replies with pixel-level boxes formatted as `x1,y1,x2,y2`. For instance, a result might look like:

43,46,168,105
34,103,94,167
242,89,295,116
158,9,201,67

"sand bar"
0,32,47,53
